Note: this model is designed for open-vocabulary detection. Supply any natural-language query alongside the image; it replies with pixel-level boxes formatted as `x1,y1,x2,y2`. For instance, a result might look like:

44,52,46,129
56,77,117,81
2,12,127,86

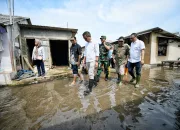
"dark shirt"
70,43,82,63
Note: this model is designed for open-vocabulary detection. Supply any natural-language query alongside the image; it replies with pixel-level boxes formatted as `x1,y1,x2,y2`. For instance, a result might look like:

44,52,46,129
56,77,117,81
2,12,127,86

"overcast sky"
0,0,180,46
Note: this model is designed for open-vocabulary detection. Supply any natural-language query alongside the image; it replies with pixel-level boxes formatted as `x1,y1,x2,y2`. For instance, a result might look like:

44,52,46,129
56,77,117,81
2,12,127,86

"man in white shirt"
128,33,145,88
82,31,99,95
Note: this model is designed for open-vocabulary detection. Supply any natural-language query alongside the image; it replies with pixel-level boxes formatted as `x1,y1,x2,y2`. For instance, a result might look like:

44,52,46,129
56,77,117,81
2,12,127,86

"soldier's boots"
105,74,108,81
135,75,141,88
117,73,120,83
96,75,100,82
84,79,94,96
93,76,98,87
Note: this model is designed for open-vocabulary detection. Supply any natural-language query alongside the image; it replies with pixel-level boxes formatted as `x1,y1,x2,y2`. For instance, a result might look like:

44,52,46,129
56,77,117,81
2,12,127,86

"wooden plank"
23,56,34,72
20,37,28,69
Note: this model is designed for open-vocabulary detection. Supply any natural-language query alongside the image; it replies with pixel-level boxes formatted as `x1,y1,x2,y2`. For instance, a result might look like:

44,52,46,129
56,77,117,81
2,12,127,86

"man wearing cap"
96,36,112,81
113,36,130,86
128,33,145,88
82,31,99,95
70,37,83,86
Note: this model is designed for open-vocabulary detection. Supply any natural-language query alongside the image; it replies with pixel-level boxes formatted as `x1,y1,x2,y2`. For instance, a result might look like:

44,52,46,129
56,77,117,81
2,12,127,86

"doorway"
50,40,69,66
26,39,35,65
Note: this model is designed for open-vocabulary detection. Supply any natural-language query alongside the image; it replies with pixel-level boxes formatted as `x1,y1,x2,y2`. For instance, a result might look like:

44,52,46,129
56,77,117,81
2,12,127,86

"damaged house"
0,14,77,85
111,27,180,65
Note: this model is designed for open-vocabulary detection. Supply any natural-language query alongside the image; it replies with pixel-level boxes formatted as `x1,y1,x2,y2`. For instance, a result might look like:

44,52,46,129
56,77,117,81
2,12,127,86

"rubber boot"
105,74,108,81
124,68,128,76
135,75,141,88
93,76,98,87
130,77,136,83
116,73,120,83
119,75,124,86
96,75,100,82
108,67,110,77
84,79,94,95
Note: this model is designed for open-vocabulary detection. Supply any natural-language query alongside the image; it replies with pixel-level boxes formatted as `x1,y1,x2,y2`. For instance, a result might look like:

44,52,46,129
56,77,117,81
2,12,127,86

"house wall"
6,23,22,71
139,34,151,64
20,28,72,40
0,30,12,72
20,28,73,67
150,32,180,64
168,41,180,60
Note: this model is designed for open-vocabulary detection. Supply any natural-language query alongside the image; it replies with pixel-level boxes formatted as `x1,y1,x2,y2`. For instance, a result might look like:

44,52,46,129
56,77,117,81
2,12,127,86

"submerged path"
0,67,180,130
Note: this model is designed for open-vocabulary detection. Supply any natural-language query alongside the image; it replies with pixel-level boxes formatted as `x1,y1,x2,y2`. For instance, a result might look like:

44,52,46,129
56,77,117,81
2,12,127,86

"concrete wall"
150,32,180,64
0,19,30,85
20,28,73,67
168,41,180,60
20,28,72,40
0,31,12,72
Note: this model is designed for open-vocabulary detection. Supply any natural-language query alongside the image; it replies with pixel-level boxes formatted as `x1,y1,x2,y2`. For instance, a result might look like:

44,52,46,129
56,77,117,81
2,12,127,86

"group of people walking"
70,31,145,96
31,31,145,96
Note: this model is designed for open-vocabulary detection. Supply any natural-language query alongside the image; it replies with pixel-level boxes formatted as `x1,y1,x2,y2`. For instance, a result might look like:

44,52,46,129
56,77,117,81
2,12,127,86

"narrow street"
0,67,180,130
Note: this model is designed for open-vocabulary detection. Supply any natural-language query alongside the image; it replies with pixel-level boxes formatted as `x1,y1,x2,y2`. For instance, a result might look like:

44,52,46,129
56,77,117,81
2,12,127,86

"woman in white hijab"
32,39,46,77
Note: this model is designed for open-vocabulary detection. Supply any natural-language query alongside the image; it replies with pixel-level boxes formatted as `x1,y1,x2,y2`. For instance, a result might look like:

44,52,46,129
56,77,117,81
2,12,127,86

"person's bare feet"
69,81,76,86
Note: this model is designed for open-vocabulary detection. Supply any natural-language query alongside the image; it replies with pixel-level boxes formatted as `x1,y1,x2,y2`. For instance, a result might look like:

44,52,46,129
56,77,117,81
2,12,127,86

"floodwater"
0,67,180,130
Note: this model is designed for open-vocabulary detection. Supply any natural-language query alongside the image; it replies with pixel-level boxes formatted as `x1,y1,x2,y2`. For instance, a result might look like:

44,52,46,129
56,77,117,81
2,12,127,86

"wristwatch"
95,60,98,62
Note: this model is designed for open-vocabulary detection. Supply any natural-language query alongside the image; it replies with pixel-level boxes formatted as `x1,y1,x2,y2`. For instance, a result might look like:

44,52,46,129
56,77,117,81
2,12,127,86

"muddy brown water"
0,67,180,130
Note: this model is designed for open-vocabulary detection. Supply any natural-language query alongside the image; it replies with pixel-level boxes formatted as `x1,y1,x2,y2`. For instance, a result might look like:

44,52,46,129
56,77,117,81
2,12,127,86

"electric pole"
8,0,16,72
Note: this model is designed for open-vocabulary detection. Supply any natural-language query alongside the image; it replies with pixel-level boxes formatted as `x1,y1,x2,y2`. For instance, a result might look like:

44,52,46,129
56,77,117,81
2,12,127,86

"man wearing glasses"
128,33,145,88
113,36,130,86
82,31,99,95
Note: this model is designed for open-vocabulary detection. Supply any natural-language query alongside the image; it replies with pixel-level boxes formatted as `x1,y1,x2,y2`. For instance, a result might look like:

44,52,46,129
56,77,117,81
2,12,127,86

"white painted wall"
150,32,180,64
168,41,180,60
0,31,12,72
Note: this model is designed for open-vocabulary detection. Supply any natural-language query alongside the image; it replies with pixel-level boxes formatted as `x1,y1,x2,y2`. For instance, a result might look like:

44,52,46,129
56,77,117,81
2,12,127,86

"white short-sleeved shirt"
84,41,99,62
128,39,145,63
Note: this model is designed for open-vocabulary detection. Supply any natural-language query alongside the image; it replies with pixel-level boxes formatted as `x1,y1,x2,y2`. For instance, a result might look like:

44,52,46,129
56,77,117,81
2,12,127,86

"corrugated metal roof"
19,24,78,32
111,27,180,44
0,14,31,25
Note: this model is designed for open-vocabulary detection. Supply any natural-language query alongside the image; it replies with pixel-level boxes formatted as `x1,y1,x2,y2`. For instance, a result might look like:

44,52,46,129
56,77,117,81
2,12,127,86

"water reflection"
0,67,180,130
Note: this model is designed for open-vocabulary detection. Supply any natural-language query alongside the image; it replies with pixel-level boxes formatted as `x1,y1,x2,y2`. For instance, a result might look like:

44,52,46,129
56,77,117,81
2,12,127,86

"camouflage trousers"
97,61,109,77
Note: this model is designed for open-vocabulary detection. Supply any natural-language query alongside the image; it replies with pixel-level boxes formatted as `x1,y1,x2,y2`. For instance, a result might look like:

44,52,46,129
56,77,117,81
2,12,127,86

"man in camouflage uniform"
96,36,112,81
113,36,130,85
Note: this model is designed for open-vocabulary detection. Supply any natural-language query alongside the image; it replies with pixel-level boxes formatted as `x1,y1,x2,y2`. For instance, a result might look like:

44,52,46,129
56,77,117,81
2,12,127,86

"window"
158,37,168,56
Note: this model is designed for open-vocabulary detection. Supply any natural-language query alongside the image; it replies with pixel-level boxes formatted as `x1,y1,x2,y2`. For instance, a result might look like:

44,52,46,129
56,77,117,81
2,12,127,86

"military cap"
100,36,106,39
117,36,125,41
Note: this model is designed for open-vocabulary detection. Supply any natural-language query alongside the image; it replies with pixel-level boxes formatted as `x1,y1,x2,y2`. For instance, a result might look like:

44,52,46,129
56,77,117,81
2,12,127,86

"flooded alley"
0,67,180,130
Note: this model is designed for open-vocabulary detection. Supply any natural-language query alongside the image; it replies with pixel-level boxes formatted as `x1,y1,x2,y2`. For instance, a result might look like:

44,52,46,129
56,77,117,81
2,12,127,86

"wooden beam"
23,56,34,72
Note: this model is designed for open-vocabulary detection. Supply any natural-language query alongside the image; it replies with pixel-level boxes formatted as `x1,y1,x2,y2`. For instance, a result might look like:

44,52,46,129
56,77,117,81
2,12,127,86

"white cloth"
86,61,97,79
128,39,145,63
32,46,46,60
84,41,99,62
